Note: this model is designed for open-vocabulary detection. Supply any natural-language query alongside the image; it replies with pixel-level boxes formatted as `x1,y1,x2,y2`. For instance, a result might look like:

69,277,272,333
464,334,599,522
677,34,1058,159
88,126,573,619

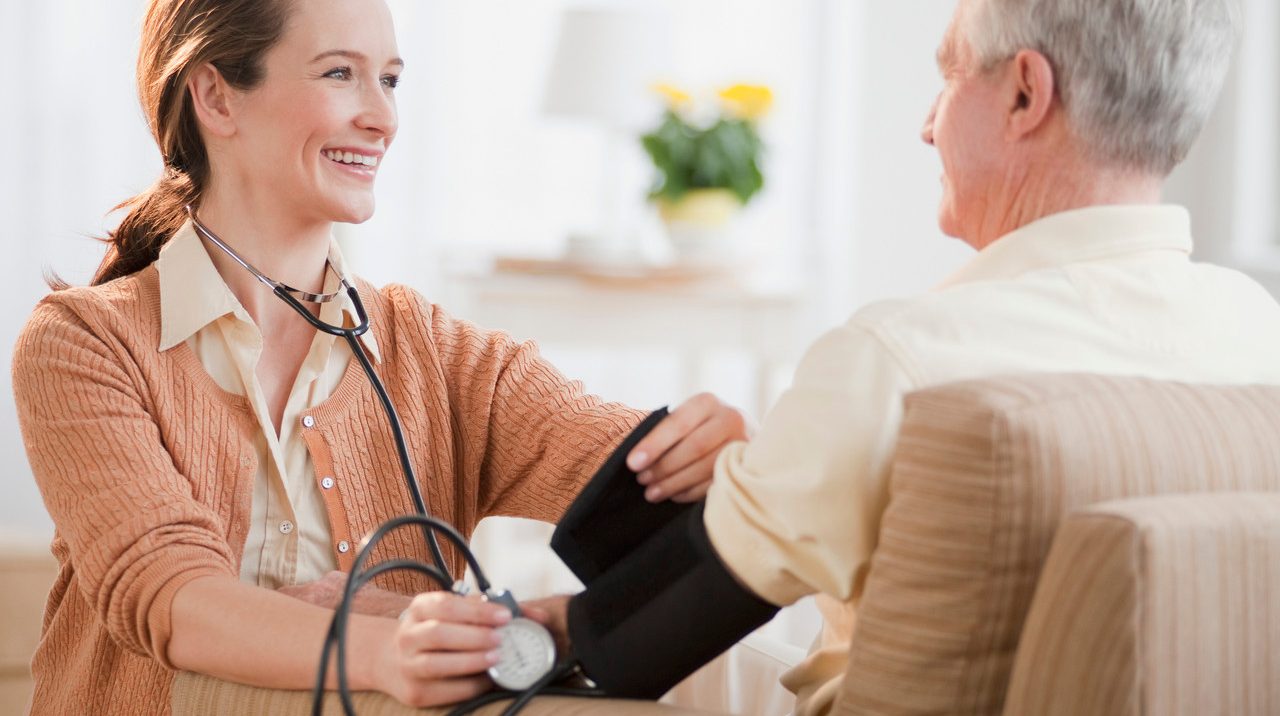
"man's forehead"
936,25,961,70
936,1,973,71
936,33,956,69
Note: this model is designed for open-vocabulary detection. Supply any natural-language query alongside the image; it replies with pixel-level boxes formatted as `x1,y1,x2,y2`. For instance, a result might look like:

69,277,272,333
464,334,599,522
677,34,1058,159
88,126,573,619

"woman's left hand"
625,392,752,503
520,595,572,657
278,570,412,618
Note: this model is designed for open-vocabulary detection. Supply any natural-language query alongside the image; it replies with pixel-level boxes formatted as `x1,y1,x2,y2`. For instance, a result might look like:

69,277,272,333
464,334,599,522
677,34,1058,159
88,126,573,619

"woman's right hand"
373,591,510,708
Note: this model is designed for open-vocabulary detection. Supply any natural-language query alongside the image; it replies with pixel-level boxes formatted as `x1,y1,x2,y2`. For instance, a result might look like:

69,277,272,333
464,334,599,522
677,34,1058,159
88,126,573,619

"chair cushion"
1003,493,1280,716
837,374,1280,715
0,534,57,716
171,672,714,715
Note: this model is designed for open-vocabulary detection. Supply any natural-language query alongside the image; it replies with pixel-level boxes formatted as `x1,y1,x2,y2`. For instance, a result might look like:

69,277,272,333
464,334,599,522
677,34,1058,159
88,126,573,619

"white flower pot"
656,188,744,267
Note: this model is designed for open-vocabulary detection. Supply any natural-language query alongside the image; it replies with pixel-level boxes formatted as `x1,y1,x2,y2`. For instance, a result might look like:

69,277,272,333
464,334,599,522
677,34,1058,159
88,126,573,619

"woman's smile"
321,147,382,181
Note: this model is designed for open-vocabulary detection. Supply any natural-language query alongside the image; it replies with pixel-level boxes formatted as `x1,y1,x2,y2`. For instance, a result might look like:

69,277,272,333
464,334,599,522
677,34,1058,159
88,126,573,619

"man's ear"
187,63,237,138
1006,49,1056,140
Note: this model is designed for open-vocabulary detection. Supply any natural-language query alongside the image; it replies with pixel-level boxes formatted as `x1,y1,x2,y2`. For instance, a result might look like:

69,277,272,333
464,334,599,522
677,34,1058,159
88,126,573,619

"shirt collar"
936,204,1194,290
157,221,381,363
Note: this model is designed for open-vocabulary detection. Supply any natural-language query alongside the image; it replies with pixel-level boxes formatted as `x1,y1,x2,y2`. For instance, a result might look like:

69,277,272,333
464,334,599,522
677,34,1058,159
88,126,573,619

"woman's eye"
324,67,352,81
381,74,401,90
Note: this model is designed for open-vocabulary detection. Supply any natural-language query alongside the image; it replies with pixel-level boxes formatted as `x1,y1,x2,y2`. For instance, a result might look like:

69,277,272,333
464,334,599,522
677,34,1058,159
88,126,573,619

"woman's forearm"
167,575,395,692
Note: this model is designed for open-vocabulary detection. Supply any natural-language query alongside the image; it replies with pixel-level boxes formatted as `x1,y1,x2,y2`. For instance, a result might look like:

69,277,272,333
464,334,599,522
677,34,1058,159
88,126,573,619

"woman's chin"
327,199,376,225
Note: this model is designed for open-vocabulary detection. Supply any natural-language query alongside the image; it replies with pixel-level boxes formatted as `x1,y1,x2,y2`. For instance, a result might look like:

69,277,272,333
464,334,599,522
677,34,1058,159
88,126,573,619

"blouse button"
321,477,335,490
278,520,294,535
240,455,252,468
302,415,316,428
337,540,350,554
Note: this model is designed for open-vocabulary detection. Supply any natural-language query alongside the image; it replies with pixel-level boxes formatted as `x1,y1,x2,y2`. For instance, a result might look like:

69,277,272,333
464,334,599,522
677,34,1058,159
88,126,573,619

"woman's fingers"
403,649,500,680
636,402,747,502
399,619,502,653
643,451,719,503
669,481,712,503
626,393,722,473
403,591,511,626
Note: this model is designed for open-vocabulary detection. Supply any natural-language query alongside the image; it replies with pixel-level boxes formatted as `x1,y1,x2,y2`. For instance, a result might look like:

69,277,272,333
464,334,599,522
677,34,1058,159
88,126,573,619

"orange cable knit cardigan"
12,265,642,715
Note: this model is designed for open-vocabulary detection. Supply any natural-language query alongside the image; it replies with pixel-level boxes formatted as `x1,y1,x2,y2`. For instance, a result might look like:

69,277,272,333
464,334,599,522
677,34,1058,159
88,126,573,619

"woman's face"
225,0,401,226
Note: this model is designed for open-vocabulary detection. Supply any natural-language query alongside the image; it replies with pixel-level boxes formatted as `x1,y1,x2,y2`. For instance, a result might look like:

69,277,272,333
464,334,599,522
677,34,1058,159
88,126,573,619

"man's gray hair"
966,0,1240,175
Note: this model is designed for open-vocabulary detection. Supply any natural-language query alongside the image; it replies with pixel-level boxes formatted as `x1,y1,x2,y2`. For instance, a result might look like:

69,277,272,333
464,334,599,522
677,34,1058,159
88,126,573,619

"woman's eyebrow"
310,49,404,68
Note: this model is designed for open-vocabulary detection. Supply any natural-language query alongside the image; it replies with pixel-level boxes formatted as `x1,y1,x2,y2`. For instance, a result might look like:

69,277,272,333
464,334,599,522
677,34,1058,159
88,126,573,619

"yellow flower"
651,83,692,111
718,84,773,121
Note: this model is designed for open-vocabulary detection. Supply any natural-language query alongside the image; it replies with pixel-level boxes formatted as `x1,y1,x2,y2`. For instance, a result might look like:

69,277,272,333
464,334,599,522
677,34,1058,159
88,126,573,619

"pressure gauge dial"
488,617,557,691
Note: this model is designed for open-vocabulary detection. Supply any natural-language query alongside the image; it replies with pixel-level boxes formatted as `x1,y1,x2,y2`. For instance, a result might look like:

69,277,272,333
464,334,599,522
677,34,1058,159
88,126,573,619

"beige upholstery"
837,374,1280,715
0,533,57,716
1004,494,1280,716
170,672,711,714
11,374,1280,714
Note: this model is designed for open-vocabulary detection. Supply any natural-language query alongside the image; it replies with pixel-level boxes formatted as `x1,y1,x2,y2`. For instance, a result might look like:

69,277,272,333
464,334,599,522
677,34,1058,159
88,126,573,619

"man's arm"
549,320,916,697
704,321,916,605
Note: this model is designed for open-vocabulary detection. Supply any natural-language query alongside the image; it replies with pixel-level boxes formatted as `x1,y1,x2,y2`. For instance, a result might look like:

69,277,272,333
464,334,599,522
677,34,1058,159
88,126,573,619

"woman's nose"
357,83,398,138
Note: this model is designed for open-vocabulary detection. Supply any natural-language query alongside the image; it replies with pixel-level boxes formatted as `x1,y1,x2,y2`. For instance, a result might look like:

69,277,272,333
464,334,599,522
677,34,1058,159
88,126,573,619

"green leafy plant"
640,84,770,206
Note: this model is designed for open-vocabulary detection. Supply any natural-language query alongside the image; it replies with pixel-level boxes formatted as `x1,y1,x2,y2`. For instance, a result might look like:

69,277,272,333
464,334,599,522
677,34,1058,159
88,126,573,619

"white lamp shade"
542,6,672,129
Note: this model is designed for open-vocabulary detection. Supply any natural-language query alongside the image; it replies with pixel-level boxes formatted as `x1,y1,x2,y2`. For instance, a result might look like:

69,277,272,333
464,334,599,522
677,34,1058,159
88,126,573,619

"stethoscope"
186,206,449,574
185,207,571,716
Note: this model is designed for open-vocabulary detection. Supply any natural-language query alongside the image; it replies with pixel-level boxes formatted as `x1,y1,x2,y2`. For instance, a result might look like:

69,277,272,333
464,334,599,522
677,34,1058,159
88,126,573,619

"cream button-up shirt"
703,205,1280,714
156,222,380,588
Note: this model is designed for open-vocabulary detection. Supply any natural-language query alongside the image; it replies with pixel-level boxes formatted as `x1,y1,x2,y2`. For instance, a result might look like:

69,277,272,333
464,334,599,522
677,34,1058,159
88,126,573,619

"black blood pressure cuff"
551,410,779,698
565,502,779,698
551,408,686,583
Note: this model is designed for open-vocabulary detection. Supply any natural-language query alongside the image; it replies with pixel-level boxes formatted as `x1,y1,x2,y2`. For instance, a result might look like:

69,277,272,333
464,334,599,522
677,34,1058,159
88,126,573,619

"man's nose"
921,103,937,146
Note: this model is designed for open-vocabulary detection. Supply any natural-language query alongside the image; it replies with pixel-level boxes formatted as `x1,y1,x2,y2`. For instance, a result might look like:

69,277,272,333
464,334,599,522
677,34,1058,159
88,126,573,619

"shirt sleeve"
12,298,237,667
703,319,917,606
414,292,645,523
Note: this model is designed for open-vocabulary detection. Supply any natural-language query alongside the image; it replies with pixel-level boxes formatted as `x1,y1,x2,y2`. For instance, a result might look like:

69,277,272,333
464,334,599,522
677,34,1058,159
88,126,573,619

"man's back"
706,205,1280,715
868,207,1280,388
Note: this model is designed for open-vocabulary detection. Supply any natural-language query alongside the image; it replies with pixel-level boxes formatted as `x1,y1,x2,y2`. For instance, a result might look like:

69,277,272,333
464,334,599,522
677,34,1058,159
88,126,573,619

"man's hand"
626,392,752,503
277,570,412,618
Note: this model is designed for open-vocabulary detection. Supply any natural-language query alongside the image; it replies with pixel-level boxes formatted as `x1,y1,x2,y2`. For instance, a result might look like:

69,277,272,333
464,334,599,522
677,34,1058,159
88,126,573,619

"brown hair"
87,0,293,286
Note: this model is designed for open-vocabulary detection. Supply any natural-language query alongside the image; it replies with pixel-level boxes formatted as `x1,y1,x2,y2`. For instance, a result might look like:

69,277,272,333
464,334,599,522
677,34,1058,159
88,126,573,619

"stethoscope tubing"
190,209,450,579
188,211,568,715
275,281,452,579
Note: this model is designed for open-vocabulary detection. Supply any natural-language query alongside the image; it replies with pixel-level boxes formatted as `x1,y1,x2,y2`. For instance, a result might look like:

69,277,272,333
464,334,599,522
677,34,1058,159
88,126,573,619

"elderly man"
554,0,1280,712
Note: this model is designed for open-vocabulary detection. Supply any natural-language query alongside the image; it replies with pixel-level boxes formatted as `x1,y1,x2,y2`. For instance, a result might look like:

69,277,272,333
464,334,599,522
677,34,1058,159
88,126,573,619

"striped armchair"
835,374,1280,716
175,374,1280,715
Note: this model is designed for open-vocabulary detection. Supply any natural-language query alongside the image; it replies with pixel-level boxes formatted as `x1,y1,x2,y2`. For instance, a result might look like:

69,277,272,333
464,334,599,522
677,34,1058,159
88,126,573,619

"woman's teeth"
324,150,379,167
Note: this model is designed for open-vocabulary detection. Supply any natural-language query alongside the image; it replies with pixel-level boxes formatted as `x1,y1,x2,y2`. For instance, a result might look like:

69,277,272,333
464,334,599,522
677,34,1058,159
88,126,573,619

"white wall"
3,0,1277,542
1,2,157,536
1164,0,1280,294
845,3,972,309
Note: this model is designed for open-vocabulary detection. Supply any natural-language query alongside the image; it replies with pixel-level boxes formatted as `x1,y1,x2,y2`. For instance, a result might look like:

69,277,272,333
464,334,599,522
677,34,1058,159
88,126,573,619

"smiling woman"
9,0,750,713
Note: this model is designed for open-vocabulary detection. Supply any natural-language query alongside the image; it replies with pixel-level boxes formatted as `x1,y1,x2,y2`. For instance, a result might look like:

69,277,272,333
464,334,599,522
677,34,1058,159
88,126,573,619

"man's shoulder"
849,275,1052,334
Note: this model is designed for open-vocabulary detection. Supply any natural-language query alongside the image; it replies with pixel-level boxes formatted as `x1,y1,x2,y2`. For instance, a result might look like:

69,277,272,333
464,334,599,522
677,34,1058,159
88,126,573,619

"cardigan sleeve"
12,298,237,667
404,289,644,522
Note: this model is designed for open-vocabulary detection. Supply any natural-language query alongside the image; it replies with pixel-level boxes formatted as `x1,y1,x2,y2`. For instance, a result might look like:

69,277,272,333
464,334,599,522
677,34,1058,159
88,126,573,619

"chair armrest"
1003,493,1280,716
171,671,717,715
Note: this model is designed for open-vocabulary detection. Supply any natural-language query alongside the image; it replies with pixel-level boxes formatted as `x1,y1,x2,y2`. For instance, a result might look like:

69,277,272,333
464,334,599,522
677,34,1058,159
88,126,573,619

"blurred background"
0,0,1277,708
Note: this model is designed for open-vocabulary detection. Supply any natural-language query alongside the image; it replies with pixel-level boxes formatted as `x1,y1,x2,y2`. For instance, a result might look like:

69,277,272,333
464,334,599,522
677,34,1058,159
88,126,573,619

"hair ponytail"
92,167,200,286
67,0,292,289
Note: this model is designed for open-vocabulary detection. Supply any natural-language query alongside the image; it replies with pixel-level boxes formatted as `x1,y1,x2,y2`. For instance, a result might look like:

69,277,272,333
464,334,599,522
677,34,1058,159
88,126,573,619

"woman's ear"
1006,49,1056,141
187,63,237,138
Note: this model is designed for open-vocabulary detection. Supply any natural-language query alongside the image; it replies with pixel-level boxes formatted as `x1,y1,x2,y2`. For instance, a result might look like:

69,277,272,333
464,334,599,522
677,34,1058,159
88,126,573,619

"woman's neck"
193,186,333,329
